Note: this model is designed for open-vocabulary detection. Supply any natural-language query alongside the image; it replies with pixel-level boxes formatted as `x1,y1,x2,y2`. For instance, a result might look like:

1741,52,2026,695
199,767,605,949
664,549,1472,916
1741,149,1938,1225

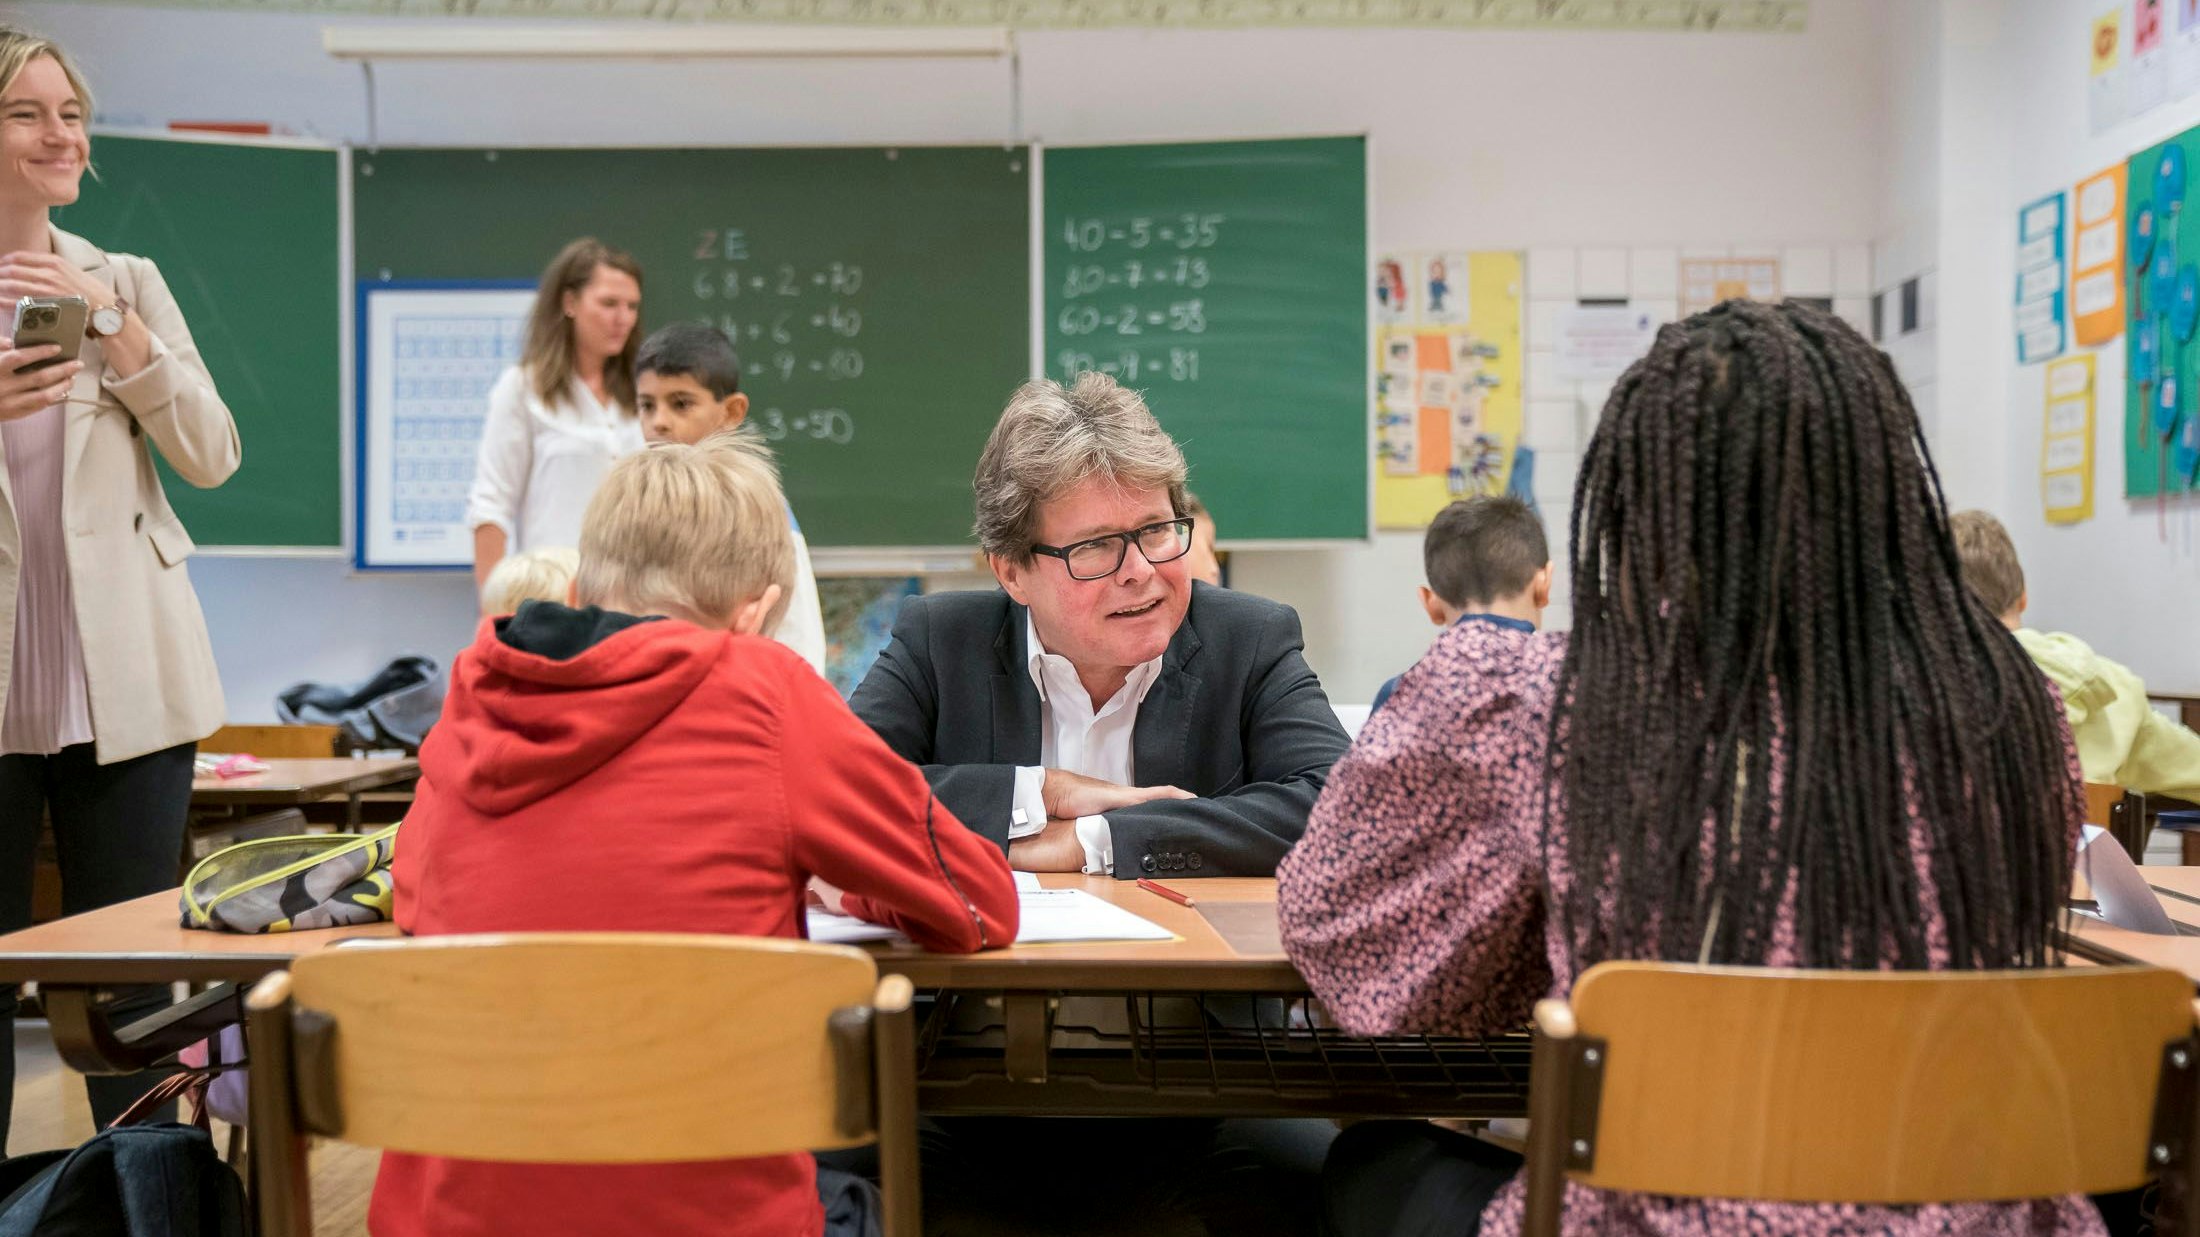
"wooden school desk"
0,889,400,1074
191,756,419,833
0,875,1528,1123
2064,865,2200,982
869,874,1531,1119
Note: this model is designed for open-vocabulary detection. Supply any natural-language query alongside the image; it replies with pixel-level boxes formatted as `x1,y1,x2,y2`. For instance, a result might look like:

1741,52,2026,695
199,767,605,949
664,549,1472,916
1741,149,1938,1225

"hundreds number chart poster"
358,283,535,569
1373,251,1523,529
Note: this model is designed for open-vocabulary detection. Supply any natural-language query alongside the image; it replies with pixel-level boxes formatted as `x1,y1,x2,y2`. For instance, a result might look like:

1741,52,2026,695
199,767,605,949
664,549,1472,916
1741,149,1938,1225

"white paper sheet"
1012,888,1175,944
804,880,1170,947
805,910,903,944
2080,824,2179,935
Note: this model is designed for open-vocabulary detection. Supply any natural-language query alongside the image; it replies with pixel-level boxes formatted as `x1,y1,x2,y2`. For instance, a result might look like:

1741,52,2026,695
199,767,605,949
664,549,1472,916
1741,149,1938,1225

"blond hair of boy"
577,430,795,634
1951,509,2200,802
478,546,581,616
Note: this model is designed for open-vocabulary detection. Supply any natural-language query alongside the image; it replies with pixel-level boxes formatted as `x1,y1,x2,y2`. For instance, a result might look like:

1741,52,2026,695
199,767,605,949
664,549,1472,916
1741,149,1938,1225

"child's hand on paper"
806,876,847,916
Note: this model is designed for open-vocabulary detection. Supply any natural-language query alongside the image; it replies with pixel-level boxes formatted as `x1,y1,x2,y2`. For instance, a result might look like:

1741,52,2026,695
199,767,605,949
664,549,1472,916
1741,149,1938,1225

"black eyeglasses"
1030,517,1197,581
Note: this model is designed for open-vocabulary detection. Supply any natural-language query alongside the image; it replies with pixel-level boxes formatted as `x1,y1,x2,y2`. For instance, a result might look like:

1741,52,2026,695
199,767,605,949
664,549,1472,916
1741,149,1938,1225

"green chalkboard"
354,146,1030,547
54,134,344,547
1044,137,1368,541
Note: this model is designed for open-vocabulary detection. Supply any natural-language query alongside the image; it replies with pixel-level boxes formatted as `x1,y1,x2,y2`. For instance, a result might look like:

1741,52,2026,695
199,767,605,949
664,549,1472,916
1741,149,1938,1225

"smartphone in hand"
12,296,86,373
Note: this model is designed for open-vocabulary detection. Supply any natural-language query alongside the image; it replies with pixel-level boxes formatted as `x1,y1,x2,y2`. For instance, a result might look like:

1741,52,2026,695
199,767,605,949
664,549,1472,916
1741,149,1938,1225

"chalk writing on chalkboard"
1052,213,1226,384
690,228,875,445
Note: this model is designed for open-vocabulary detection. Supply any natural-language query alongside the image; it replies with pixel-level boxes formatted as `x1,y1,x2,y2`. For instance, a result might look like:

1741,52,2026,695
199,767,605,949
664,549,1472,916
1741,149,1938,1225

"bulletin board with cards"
1372,251,1523,529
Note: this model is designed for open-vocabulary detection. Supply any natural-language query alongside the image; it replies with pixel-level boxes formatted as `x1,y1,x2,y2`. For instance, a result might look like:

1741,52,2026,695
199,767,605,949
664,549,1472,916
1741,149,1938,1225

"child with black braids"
1279,300,2094,1237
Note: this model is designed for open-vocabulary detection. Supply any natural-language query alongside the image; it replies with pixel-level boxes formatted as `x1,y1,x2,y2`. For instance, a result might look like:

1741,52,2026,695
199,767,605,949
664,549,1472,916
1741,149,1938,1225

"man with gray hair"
847,371,1345,1234
852,372,1350,880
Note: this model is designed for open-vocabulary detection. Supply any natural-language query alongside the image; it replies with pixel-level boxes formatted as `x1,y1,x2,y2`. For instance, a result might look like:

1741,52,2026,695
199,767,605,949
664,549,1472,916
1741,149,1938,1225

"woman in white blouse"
0,28,240,1137
468,237,644,599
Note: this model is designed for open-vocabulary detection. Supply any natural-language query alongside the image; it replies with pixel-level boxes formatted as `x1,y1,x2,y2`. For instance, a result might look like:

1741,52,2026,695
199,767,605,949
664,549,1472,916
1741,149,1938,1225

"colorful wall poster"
2096,7,2128,134
2134,0,2171,113
2044,355,2097,524
1679,256,1780,316
1373,250,1523,530
2124,126,2200,497
819,576,921,698
1417,252,1471,327
2073,164,2128,345
2175,0,2200,97
2016,190,2068,364
1373,256,1410,326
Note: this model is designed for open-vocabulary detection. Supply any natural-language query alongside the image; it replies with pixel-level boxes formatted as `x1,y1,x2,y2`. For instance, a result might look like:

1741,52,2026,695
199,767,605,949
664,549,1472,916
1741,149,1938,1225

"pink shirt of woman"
0,402,93,756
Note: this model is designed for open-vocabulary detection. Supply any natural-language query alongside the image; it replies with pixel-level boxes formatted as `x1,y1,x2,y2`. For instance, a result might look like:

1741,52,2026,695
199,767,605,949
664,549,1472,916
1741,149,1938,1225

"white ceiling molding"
67,0,1807,32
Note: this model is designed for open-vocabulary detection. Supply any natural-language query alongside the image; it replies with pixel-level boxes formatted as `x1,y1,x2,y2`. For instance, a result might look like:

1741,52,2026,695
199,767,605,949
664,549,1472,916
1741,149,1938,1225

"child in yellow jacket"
1952,510,2200,801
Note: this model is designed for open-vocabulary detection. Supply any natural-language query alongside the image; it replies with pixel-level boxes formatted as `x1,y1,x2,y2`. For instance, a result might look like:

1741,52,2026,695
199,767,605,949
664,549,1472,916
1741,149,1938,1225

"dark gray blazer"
848,582,1350,878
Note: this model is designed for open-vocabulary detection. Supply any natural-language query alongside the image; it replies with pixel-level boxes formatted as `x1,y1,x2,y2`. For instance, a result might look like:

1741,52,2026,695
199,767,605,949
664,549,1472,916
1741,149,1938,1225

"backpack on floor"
0,1122,246,1237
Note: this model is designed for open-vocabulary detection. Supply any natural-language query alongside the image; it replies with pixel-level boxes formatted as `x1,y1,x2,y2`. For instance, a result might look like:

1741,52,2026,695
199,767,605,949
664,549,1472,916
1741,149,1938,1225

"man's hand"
1008,817,1086,872
1041,769,1194,819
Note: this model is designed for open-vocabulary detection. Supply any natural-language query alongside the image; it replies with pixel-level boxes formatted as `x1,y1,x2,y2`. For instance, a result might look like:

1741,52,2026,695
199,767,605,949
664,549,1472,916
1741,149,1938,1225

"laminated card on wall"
2043,355,2097,524
2073,165,2128,346
2015,191,2068,365
2095,7,2129,135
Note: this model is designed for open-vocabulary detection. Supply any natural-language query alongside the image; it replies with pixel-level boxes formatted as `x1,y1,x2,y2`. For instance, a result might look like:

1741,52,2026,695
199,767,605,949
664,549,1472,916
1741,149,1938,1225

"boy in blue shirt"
634,321,827,673
1371,495,1552,712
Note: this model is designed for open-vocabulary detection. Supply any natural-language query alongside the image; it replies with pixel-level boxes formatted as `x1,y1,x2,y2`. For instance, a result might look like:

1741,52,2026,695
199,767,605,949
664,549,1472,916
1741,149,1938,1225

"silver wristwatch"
87,297,129,338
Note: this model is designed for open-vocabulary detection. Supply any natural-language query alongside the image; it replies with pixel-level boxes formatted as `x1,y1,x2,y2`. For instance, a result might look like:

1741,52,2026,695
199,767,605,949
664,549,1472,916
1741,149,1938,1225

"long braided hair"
1549,300,2073,973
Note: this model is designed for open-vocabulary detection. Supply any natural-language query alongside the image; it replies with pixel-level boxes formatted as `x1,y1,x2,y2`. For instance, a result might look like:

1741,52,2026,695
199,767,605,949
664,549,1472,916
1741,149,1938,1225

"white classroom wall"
1890,0,2200,693
25,2,1894,713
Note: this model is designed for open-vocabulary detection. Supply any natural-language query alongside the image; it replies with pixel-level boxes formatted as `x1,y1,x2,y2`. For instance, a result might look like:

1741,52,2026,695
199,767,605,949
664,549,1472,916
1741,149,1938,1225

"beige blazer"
0,227,241,764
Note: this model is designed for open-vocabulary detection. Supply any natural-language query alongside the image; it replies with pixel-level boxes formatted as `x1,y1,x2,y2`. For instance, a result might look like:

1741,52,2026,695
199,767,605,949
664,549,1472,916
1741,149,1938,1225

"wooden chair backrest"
2084,781,2151,861
1522,962,2195,1234
2086,781,2130,828
204,724,343,759
247,933,918,1236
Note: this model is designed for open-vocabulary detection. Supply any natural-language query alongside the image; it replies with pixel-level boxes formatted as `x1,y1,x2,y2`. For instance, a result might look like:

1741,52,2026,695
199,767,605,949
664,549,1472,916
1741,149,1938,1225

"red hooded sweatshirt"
372,603,1019,1237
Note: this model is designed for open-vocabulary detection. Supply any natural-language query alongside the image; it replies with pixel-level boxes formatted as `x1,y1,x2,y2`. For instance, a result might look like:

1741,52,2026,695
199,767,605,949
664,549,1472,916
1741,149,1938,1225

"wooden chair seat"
1522,962,2199,1234
246,933,920,1236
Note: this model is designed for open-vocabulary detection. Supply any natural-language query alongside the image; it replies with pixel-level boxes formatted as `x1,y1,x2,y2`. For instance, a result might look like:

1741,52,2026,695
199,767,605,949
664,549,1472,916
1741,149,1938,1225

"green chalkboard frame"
52,131,346,550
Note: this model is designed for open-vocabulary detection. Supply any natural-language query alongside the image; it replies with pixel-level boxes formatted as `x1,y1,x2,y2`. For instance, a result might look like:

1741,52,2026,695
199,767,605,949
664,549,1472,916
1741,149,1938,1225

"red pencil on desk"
1137,878,1195,907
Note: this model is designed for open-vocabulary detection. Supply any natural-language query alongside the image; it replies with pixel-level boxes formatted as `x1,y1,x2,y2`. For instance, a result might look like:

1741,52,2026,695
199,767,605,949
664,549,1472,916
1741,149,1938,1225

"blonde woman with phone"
0,26,239,1141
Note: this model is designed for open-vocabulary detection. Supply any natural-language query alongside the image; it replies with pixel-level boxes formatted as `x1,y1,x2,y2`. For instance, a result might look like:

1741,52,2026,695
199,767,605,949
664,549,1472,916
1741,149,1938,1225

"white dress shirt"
465,366,644,554
777,519,827,674
1009,614,1164,875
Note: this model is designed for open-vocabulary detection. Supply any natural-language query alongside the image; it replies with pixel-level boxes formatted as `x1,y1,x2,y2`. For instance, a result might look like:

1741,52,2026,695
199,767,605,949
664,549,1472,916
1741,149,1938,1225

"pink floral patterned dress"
1278,618,2102,1237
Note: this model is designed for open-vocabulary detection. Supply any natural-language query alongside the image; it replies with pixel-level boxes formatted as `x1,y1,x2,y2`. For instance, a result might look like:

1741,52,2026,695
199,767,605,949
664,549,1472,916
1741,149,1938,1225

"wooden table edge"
0,950,322,986
189,759,419,805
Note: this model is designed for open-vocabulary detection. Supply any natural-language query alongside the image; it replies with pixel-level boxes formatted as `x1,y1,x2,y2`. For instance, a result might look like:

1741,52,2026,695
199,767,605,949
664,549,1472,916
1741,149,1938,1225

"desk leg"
1002,994,1052,1084
347,794,362,833
45,984,244,1075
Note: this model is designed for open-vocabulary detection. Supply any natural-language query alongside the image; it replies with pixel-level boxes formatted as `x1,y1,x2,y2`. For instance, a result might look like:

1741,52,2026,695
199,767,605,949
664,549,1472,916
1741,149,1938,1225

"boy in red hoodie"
376,431,1020,1237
